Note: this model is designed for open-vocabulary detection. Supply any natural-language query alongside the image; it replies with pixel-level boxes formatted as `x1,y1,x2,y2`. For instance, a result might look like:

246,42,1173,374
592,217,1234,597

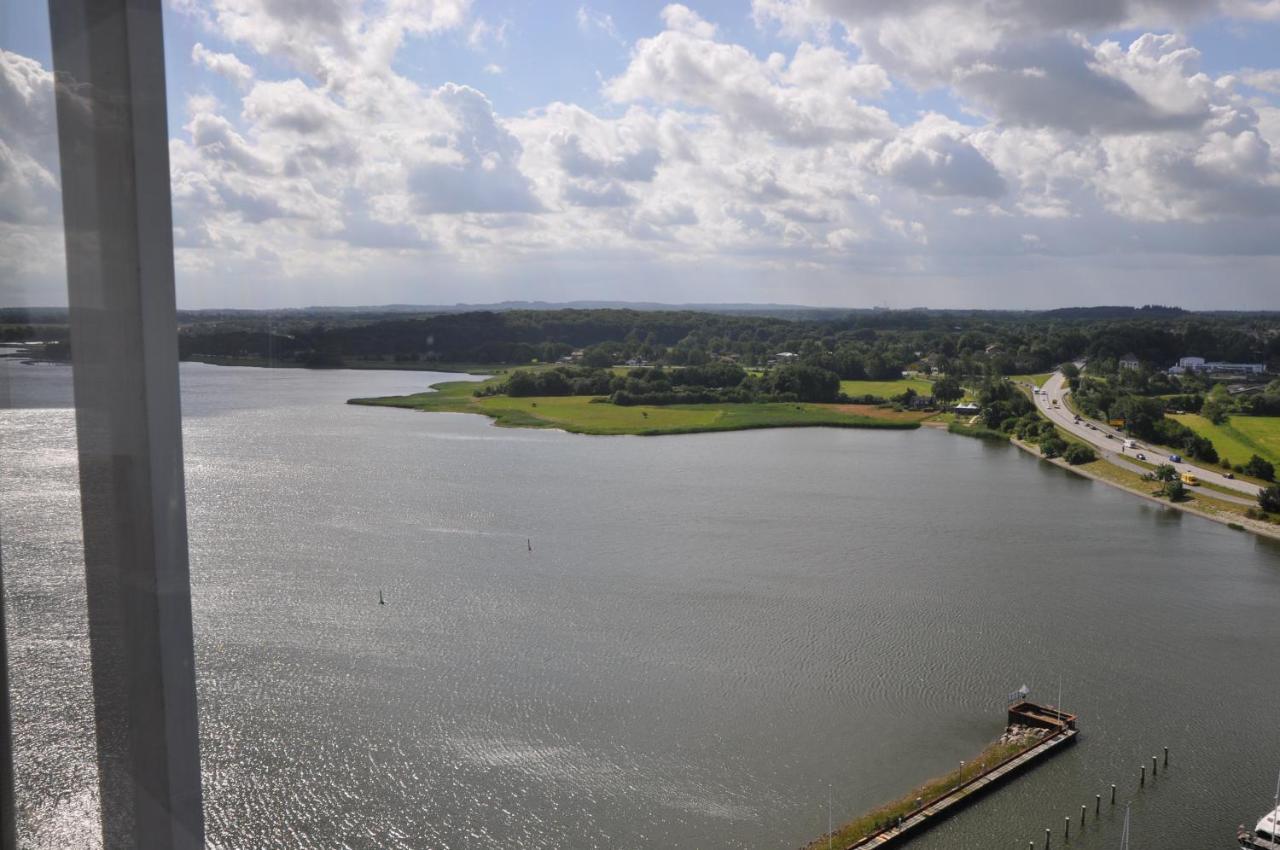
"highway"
1036,370,1262,501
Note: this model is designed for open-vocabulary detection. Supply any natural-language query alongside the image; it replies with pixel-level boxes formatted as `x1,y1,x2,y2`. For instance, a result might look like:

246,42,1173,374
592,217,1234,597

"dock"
836,702,1078,849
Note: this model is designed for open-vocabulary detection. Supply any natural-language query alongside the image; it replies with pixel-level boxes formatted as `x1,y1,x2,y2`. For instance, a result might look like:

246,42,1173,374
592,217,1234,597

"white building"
1118,353,1141,370
1169,356,1265,376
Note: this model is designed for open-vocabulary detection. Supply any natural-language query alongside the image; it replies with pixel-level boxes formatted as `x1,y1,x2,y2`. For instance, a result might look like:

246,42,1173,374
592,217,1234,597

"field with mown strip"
1169,413,1280,469
1008,372,1053,387
350,378,929,436
839,378,934,398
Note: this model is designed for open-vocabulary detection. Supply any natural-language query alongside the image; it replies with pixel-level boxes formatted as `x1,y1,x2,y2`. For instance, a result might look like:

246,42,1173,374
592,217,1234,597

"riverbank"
1009,436,1280,541
348,377,928,436
183,354,509,374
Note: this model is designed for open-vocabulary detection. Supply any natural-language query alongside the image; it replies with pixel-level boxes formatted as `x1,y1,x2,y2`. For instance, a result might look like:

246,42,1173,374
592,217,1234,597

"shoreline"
1009,437,1280,542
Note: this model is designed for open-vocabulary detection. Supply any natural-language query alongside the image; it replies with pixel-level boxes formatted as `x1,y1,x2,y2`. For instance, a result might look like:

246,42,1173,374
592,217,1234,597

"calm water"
4,358,1280,850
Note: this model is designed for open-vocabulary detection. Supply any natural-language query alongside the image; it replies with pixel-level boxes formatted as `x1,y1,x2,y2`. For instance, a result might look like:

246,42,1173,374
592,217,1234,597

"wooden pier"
837,702,1078,850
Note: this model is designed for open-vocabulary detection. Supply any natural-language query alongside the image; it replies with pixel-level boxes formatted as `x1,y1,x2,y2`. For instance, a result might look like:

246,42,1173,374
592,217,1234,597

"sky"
3,1,1280,310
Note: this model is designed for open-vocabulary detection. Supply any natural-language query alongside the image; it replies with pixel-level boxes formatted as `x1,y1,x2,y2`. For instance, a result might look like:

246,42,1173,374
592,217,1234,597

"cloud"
192,43,255,89
576,5,623,42
563,180,636,207
605,17,893,145
877,117,1007,198
407,84,543,214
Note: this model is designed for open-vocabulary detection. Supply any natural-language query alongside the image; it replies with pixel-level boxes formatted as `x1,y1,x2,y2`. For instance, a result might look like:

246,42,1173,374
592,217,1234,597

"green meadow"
1170,413,1280,469
350,378,928,436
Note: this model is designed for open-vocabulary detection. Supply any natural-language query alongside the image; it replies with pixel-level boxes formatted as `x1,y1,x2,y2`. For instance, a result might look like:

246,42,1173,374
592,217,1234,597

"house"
1168,356,1265,376
775,351,799,364
1118,353,1141,370
909,395,937,410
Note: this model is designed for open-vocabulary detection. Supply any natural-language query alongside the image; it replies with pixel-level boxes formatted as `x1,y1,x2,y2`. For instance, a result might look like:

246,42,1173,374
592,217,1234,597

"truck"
1125,439,1138,449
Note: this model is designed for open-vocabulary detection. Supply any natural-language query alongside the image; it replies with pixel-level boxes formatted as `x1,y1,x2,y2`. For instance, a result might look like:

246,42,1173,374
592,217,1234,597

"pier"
820,702,1078,850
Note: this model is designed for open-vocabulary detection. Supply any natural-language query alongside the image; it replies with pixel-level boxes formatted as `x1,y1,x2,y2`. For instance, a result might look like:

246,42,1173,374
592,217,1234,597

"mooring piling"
1080,804,1086,826
1064,816,1070,839
1044,826,1051,849
1140,765,1146,787
1163,746,1169,767
1152,755,1158,777
1111,784,1116,804
1095,794,1101,815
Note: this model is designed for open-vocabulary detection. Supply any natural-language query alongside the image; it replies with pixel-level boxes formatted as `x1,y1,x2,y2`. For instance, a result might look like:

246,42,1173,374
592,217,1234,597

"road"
1036,370,1262,502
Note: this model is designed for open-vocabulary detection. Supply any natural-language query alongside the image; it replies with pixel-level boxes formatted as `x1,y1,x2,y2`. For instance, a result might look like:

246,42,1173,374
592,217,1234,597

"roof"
1120,352,1140,361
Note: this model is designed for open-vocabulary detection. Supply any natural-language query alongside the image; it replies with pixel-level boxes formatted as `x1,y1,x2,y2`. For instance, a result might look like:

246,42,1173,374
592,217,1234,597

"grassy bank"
806,734,1040,850
1170,413,1280,470
839,378,934,398
351,377,929,436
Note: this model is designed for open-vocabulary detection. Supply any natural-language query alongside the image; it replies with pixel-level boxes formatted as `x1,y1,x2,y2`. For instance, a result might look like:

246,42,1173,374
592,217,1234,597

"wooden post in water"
1044,827,1051,849
1064,816,1070,839
1152,756,1158,777
1081,805,1086,826
1140,765,1146,787
1163,747,1169,767
1095,794,1101,815
1111,784,1116,804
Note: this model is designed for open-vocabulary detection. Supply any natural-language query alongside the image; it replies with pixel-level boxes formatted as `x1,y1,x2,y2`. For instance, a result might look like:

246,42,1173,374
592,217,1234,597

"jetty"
813,701,1078,850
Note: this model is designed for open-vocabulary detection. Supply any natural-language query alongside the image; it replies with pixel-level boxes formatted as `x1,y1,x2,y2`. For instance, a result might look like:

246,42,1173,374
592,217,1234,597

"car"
1105,433,1114,439
1136,453,1147,461
1169,454,1182,463
1226,472,1235,479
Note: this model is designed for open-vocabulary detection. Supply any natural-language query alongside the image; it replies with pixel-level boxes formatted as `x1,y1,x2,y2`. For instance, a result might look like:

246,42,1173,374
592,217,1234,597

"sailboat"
1239,770,1280,849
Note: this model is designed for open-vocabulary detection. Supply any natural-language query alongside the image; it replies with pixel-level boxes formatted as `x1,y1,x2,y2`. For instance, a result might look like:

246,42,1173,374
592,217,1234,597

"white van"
1124,439,1138,449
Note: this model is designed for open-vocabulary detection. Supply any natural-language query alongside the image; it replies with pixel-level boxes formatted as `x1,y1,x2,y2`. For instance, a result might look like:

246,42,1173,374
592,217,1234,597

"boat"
1240,805,1280,848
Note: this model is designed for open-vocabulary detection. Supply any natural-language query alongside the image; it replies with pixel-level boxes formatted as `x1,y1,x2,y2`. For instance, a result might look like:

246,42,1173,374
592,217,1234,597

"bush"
1258,485,1280,514
1244,455,1276,482
1152,464,1178,482
1163,479,1188,501
1039,436,1068,458
1063,443,1096,465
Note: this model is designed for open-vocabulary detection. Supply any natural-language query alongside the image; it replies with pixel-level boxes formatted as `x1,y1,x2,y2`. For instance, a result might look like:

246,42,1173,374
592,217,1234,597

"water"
4,358,1280,849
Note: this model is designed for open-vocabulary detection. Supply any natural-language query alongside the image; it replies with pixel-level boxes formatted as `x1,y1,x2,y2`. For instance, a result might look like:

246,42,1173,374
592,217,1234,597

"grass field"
351,377,929,436
1009,372,1053,387
1170,413,1280,469
839,378,934,398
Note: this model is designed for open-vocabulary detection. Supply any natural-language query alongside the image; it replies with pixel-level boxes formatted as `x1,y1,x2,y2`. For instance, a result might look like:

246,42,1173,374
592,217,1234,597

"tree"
1063,443,1096,465
1200,384,1231,425
767,364,840,403
1152,464,1178,482
932,375,964,404
1244,454,1276,482
1259,485,1280,513
1039,436,1068,458
1162,478,1188,501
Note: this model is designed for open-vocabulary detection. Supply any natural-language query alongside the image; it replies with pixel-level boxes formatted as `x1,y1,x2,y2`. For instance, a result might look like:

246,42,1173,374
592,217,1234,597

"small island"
348,363,933,436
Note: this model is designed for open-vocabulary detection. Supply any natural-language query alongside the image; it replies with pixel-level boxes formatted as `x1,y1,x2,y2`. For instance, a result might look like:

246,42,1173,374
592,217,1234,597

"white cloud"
605,22,893,145
191,43,255,89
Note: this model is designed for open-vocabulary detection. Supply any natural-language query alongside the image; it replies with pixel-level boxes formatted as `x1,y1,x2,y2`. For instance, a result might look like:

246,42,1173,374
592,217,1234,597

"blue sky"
3,1,1280,309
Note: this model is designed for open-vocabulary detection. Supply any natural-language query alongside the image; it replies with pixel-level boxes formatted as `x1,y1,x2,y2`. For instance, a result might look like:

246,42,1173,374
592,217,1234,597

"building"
775,351,799,364
1168,356,1265,376
953,402,981,415
1118,353,1141,370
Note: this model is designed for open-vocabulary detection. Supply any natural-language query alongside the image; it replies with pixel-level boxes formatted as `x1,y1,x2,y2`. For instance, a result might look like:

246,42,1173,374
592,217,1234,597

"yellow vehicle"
1180,472,1199,486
